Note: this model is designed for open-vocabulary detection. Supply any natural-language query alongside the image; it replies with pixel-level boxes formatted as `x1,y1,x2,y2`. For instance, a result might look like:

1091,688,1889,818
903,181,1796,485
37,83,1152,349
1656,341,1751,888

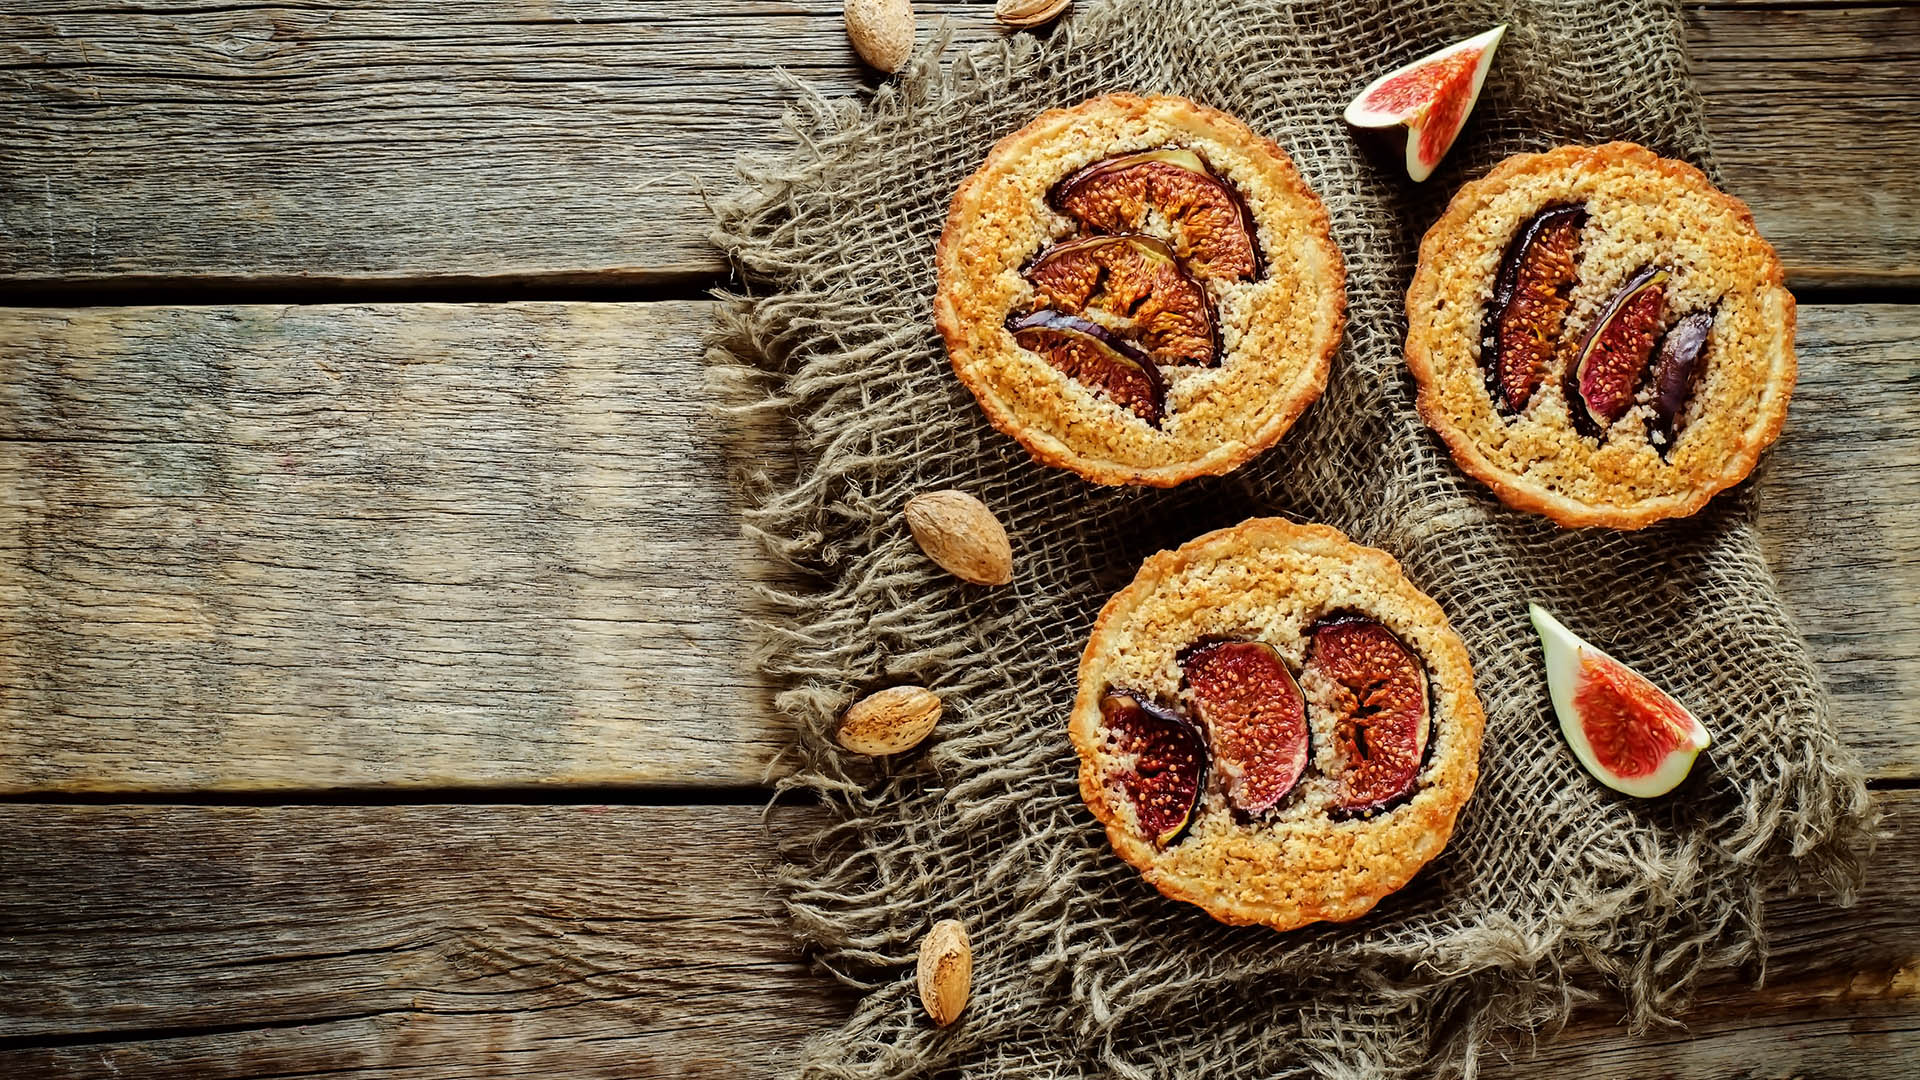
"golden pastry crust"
1069,518,1485,931
1406,142,1796,529
935,93,1347,487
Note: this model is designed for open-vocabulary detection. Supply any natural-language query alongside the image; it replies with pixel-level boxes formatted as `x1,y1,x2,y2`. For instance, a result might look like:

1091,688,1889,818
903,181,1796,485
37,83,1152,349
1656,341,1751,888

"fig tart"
1406,142,1796,529
935,93,1347,487
1069,518,1484,931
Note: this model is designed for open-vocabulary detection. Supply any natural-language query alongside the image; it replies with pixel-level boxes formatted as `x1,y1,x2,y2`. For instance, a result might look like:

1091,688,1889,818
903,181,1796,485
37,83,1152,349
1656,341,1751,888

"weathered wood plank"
4,302,1913,791
0,2,1912,289
0,302,787,791
1,795,1915,1077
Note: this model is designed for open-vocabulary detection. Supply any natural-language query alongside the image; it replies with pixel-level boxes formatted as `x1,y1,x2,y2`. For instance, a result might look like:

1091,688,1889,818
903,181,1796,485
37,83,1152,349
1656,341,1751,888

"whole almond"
996,0,1070,29
905,490,1013,586
844,0,914,74
836,685,942,756
916,919,971,1026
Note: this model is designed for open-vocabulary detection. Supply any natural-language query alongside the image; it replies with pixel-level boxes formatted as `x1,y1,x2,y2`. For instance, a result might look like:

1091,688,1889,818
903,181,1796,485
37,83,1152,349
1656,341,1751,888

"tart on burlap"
1069,517,1484,931
935,93,1347,487
1406,142,1796,529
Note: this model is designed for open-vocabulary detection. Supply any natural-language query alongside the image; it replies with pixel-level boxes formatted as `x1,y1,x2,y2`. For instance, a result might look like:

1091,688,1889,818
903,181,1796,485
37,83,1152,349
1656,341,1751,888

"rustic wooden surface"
1,1,1917,1077
0,2,1915,291
0,794,1915,1077
3,302,1916,791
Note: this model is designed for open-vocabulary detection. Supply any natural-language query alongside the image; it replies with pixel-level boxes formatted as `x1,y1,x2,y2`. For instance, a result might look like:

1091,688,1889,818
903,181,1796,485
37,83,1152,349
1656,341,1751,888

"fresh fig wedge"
1530,605,1710,798
1646,310,1715,454
1051,148,1260,283
1345,25,1505,182
1025,234,1217,367
1303,616,1431,816
1181,640,1310,815
1479,204,1586,413
1567,266,1670,436
1100,689,1207,848
1009,308,1167,426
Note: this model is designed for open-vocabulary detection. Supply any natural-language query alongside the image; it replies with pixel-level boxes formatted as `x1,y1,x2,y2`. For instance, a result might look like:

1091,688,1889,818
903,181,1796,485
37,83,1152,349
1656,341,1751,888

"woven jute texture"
707,1,1874,1075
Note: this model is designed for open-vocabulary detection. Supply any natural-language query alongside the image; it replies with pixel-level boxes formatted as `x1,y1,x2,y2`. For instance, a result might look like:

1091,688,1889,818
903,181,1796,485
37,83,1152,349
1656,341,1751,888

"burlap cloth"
706,1,1874,1075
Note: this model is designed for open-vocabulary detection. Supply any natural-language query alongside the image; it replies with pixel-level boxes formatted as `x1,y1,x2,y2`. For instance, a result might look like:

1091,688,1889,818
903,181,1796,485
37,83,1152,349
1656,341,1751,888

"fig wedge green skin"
1009,308,1168,426
1100,689,1208,848
1530,604,1711,798
1567,266,1670,437
1182,640,1311,815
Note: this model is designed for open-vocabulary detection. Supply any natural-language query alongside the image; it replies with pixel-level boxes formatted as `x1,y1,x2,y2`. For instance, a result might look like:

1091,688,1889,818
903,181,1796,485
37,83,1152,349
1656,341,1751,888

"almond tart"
1069,518,1484,931
935,93,1347,487
1406,142,1795,529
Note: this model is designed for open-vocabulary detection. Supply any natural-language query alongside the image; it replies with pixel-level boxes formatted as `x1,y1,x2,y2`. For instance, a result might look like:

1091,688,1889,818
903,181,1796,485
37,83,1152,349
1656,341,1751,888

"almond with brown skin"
904,490,1014,586
844,0,914,74
836,685,943,756
996,0,1070,29
916,918,972,1026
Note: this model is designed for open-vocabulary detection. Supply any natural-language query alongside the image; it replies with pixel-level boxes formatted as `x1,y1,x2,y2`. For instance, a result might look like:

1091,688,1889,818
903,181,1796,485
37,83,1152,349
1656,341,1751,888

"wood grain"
0,302,788,791
4,302,1915,791
1,794,1915,1077
0,2,1912,290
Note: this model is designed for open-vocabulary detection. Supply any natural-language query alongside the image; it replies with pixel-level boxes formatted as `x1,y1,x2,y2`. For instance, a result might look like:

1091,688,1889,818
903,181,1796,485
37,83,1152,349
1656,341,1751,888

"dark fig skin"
1100,689,1207,848
1480,205,1587,413
1010,308,1168,426
1566,266,1670,438
1024,234,1218,367
1050,147,1262,283
1181,640,1310,815
1646,310,1715,455
1303,616,1432,818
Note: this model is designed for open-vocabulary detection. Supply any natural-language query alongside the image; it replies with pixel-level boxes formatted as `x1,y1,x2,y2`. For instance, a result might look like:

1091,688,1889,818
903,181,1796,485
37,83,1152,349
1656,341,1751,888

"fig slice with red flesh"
1303,616,1431,817
1646,310,1715,455
1050,149,1260,284
1566,266,1671,437
1009,308,1167,426
1025,234,1217,366
1100,689,1207,848
1345,25,1505,182
1480,204,1586,413
1181,640,1310,815
1531,605,1710,797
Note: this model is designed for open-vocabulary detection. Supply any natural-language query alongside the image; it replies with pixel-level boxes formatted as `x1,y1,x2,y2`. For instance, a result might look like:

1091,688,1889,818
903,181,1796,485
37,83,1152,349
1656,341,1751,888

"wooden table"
2,4,1916,1076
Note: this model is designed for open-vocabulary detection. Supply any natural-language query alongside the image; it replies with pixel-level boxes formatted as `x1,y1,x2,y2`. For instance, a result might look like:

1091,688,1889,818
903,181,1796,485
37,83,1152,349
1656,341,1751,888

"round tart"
1069,518,1484,931
935,93,1347,487
1405,142,1795,529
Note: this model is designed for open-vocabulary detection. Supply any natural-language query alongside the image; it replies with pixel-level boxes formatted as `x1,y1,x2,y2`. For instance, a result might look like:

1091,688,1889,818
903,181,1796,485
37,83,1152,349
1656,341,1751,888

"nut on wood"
844,0,915,74
916,918,971,1026
996,0,1071,29
904,490,1013,586
836,685,942,756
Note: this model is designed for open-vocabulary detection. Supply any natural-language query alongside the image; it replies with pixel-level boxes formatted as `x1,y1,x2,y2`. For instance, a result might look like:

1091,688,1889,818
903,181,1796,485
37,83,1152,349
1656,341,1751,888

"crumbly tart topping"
1069,518,1485,931
936,93,1347,487
1405,142,1796,529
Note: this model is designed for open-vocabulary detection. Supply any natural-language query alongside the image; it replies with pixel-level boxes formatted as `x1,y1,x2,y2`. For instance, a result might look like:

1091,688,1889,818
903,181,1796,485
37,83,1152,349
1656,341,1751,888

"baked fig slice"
1531,605,1710,798
1647,310,1715,454
1344,25,1505,183
1181,640,1310,815
1100,689,1207,848
1009,308,1167,426
1479,204,1586,413
1051,149,1259,283
1303,616,1430,816
1025,234,1217,366
1567,266,1670,436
